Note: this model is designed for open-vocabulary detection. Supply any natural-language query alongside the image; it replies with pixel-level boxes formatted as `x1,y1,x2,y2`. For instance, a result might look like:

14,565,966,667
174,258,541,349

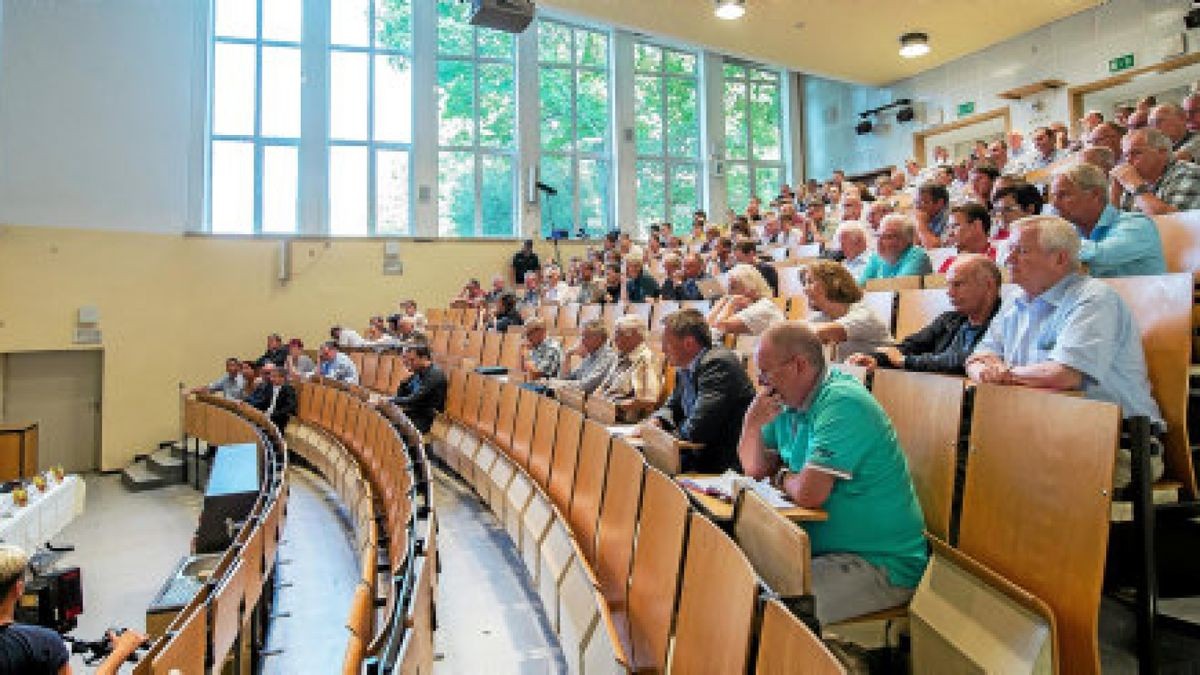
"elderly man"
318,341,359,384
597,315,662,413
191,357,247,399
849,255,1000,375
386,344,447,433
254,333,288,368
829,222,872,280
1023,126,1064,171
739,322,928,624
733,239,778,296
677,253,710,301
858,214,933,285
1087,121,1126,159
914,183,951,248
573,261,605,304
863,200,894,235
1149,102,1200,161
1081,109,1104,134
937,203,996,273
549,320,617,395
966,217,1164,487
1079,145,1116,177
521,318,562,381
519,270,541,308
1111,127,1200,215
839,193,864,222
541,265,570,304
647,309,756,473
1050,162,1166,277
1184,92,1200,135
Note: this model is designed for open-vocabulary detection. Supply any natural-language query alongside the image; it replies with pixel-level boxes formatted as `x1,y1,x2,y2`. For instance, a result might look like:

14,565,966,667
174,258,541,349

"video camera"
16,565,83,634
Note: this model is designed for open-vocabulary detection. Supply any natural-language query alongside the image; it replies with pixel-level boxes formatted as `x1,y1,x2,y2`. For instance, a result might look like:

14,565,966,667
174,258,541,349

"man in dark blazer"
253,333,289,368
648,308,756,473
249,365,297,431
388,344,447,433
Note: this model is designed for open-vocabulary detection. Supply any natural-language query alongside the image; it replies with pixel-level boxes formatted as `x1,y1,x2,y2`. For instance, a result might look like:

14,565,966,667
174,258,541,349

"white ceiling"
538,0,1104,85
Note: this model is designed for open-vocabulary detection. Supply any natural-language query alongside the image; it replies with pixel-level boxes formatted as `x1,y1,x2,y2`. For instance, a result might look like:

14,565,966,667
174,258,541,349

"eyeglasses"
756,355,797,386
990,205,1020,215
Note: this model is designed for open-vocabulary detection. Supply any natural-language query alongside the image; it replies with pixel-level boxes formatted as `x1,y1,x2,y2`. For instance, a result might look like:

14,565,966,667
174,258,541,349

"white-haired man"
857,214,933,285
1050,162,1166,277
965,216,1163,487
597,315,663,417
1111,127,1200,215
1149,102,1200,162
832,222,872,280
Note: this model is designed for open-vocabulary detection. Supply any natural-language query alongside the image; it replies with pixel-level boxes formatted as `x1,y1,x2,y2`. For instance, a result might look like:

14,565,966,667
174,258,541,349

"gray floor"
431,468,565,674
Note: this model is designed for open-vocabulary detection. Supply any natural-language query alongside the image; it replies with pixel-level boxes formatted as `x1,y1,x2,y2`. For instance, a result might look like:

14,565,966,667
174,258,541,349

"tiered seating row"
137,395,289,675
287,379,437,674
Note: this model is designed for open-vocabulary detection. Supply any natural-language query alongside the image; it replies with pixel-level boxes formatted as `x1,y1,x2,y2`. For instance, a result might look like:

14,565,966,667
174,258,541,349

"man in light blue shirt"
966,216,1163,487
1049,162,1166,278
190,357,246,400
318,341,360,385
858,214,933,285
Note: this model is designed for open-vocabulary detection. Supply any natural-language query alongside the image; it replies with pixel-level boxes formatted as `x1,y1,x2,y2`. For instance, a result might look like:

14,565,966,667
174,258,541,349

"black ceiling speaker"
896,106,915,123
855,118,874,135
470,0,535,34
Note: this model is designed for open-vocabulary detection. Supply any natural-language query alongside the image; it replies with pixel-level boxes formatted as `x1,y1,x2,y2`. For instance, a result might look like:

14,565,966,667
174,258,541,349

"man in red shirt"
938,202,995,273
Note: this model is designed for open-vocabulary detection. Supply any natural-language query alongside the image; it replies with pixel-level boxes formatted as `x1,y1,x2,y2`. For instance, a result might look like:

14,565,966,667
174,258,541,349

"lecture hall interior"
2,0,1200,672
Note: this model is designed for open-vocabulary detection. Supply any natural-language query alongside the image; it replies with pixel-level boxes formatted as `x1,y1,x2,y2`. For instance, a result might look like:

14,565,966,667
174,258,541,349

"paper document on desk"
685,470,794,508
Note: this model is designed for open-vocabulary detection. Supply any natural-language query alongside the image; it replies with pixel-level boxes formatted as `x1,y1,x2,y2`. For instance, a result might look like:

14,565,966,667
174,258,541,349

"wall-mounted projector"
471,0,535,34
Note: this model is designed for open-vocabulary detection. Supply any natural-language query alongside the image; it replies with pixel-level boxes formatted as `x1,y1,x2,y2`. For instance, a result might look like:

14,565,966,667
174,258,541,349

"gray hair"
879,213,916,244
1129,126,1174,151
1014,215,1081,264
1079,146,1116,173
760,321,826,372
1054,162,1109,194
834,222,868,242
727,263,773,299
948,253,1002,288
613,314,647,338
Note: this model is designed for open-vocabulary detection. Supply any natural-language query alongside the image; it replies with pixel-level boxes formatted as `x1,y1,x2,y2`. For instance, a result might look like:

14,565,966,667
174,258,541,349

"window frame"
722,58,785,213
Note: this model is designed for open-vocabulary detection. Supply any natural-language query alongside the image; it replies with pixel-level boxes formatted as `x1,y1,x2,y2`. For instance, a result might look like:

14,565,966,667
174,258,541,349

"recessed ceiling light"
899,32,931,59
715,0,746,20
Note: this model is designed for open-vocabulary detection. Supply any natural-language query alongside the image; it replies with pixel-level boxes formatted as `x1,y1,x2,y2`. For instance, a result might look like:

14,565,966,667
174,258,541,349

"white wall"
805,0,1197,179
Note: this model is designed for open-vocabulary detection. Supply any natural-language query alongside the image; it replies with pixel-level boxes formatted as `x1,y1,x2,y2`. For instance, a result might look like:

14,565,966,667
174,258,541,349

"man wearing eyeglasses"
738,322,928,625
1111,127,1200,215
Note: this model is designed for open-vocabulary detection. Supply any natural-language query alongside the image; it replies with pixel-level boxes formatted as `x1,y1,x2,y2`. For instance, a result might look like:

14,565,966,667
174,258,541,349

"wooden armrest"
677,440,705,451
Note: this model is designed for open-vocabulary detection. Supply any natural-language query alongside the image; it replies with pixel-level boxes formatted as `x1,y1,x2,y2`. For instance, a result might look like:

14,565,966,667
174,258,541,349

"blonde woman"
803,260,891,361
707,264,785,337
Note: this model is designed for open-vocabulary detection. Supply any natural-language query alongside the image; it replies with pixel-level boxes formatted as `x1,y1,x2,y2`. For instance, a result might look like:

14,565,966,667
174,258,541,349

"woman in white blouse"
803,259,891,362
707,263,785,337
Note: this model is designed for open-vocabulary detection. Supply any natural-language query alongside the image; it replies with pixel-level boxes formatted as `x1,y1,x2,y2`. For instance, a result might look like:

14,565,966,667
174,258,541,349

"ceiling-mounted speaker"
855,119,873,135
896,106,915,123
470,0,535,34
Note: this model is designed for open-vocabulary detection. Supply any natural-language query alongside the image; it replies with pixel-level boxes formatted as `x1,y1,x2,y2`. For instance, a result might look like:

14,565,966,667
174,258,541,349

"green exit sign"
957,102,975,117
1109,53,1135,73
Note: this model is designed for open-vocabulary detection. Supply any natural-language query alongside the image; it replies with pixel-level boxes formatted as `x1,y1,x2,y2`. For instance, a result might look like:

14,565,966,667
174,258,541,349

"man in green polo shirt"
739,321,929,624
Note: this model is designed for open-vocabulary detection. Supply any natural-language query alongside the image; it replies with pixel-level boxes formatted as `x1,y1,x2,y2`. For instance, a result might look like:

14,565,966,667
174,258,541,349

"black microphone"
535,181,558,196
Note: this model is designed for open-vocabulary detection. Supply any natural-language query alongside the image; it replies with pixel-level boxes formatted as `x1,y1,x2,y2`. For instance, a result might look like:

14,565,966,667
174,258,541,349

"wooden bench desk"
676,474,827,524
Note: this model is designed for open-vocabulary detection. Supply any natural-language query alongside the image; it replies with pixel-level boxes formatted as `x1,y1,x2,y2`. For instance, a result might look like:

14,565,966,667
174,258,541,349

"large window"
538,20,612,238
328,0,413,235
723,61,783,215
633,42,700,237
436,0,517,237
209,0,303,234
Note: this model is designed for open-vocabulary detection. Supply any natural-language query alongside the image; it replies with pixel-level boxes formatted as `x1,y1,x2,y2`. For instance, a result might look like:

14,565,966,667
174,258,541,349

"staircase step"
147,449,185,483
121,463,168,492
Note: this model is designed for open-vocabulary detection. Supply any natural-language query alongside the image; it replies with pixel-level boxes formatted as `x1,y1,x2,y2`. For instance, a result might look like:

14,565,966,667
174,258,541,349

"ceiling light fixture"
899,32,931,59
714,0,746,20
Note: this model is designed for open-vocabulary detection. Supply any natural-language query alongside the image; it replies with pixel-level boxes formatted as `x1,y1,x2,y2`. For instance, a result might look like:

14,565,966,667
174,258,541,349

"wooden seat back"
755,598,847,675
374,354,396,393
386,355,409,395
557,303,582,333
147,600,208,674
861,290,897,334
210,559,249,666
458,372,485,428
480,331,504,367
579,304,603,326
777,266,806,298
626,303,653,326
509,388,540,465
595,438,646,606
499,332,524,372
870,369,963,541
475,376,503,439
493,382,521,452
528,395,561,484
865,275,921,292
732,489,811,596
443,367,467,420
894,288,954,342
569,420,613,563
430,329,451,358
625,467,691,671
669,513,759,674
462,330,486,363
639,422,683,475
359,352,379,391
1153,210,1200,273
547,406,585,514
602,302,625,327
538,304,560,327
1104,273,1196,498
961,384,1120,675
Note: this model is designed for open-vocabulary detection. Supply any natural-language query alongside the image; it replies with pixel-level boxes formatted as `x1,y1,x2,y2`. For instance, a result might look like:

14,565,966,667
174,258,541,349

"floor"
431,467,566,674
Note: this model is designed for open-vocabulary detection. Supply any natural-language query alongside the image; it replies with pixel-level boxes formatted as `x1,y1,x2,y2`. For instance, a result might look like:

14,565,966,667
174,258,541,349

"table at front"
676,473,826,524
0,475,86,552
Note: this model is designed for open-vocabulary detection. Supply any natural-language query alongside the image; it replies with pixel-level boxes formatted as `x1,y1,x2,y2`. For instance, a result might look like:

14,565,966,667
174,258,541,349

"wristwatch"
1131,182,1154,196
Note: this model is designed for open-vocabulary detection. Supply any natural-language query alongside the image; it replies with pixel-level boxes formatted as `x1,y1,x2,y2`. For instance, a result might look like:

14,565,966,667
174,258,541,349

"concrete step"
121,462,168,492
147,449,185,483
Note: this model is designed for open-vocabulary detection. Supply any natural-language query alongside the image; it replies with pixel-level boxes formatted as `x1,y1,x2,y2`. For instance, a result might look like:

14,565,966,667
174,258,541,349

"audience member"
453,278,486,308
541,265,571,304
286,339,316,379
512,239,541,285
519,271,541,308
521,318,562,381
938,203,996,272
965,216,1163,488
1022,126,1064,171
331,324,367,349
318,341,359,384
848,255,1000,375
254,333,288,368
1149,102,1200,161
658,253,686,300
804,260,892,362
400,299,427,333
733,240,778,295
707,264,785,337
1086,121,1126,158
1050,162,1166,277
191,357,247,399
573,261,605,304
913,183,951,248
831,223,872,279
1112,127,1200,214
858,214,933,284
624,257,661,302
1183,92,1200,135
738,322,928,624
990,183,1044,240
601,263,624,303
647,309,756,473
968,164,999,203
251,365,297,431
597,315,662,410
482,276,507,304
1079,145,1116,176
548,320,617,395
490,293,524,333
386,344,447,433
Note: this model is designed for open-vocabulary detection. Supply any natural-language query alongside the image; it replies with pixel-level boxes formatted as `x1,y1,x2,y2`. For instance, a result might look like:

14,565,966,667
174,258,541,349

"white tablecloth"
0,475,85,552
